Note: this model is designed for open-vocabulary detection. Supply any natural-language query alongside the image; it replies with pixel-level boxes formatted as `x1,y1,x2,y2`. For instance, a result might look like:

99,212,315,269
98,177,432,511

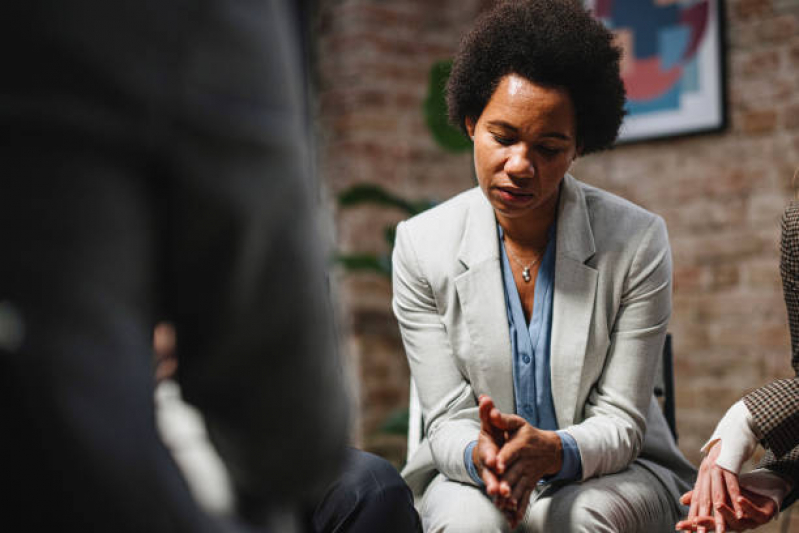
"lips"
496,187,535,204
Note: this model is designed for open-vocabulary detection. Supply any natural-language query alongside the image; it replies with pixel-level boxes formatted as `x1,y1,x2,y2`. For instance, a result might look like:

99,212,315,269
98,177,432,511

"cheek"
472,144,493,183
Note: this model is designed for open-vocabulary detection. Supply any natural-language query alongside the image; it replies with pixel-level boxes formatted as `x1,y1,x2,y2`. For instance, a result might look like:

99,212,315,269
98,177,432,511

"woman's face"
466,74,578,222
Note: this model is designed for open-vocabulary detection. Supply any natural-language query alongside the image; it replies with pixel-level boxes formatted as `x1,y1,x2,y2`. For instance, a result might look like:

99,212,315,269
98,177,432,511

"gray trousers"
421,463,687,533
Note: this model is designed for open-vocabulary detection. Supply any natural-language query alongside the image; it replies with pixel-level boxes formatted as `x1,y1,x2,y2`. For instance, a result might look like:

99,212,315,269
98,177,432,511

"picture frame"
587,0,727,143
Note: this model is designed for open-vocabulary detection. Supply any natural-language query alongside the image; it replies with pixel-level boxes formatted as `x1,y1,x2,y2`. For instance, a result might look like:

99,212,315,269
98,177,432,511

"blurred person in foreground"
152,323,421,533
677,202,799,533
0,1,367,531
392,1,696,531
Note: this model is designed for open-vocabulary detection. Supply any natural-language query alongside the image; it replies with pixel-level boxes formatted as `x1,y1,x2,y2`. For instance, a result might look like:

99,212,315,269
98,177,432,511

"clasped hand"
675,442,776,532
473,395,563,529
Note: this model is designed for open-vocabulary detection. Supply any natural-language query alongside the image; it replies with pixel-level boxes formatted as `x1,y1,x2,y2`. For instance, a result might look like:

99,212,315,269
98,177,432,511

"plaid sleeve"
743,378,799,459
745,204,799,494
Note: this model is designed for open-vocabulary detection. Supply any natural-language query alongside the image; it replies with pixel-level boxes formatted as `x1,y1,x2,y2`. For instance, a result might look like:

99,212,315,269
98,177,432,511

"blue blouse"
464,223,582,485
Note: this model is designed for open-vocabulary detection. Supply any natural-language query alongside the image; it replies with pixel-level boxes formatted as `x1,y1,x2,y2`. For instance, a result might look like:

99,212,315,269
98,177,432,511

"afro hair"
447,0,626,155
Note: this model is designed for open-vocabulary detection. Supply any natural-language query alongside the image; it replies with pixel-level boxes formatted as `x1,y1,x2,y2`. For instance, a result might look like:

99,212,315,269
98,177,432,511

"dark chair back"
653,333,678,442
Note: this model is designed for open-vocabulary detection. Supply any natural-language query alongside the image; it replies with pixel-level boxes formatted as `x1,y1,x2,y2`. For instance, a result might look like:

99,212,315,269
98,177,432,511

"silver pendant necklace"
503,237,542,283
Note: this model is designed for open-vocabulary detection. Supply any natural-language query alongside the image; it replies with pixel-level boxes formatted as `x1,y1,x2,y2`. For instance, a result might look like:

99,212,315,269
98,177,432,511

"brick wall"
314,3,799,528
315,0,486,460
574,0,799,468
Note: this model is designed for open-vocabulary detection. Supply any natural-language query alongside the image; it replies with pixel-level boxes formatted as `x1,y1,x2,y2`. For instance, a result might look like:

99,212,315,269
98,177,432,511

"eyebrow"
486,120,572,141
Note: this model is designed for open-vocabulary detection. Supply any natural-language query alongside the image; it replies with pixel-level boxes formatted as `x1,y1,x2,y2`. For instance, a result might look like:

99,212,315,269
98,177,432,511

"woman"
392,1,696,531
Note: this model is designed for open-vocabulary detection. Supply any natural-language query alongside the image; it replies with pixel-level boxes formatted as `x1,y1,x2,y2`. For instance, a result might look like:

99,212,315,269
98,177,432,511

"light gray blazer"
392,174,695,502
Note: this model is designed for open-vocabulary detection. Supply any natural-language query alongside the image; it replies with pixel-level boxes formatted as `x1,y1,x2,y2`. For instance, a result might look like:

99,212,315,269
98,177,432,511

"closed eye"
538,146,564,157
492,134,515,146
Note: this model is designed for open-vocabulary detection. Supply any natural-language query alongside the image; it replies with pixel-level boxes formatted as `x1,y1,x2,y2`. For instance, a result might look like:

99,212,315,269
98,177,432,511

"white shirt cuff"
701,400,759,474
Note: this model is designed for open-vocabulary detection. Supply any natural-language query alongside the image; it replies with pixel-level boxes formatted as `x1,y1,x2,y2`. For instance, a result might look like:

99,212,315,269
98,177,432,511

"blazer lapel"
551,174,598,427
454,191,515,414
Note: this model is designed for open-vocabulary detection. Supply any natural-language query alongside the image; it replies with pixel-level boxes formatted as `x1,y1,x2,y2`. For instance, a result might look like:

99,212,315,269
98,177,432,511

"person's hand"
715,488,777,531
676,441,744,533
153,321,177,382
474,396,523,524
489,410,563,529
677,486,777,531
474,395,507,498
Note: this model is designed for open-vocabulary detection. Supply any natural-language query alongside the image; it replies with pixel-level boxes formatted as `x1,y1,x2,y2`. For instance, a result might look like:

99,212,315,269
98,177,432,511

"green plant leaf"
377,407,410,436
337,184,418,214
423,59,472,153
333,253,391,277
384,226,397,248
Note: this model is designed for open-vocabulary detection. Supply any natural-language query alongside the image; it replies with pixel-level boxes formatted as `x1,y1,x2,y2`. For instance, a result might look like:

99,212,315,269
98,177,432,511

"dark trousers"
310,449,422,533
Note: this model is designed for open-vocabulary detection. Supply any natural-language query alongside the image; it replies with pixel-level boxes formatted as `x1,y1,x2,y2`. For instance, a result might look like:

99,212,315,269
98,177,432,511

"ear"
573,142,584,161
465,116,476,140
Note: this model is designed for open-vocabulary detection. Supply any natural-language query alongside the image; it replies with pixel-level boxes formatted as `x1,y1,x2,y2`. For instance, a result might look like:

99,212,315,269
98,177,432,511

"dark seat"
654,333,678,442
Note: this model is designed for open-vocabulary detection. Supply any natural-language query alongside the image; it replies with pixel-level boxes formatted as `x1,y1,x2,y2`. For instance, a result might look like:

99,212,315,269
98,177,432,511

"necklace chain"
503,237,542,283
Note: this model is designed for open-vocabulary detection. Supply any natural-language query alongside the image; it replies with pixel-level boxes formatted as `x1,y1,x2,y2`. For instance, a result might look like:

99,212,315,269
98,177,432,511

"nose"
504,145,535,178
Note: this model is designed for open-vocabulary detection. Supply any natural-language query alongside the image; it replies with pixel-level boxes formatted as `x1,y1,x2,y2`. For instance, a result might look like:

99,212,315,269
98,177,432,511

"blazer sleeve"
564,215,672,480
743,378,799,461
743,376,799,506
747,203,799,503
392,221,481,486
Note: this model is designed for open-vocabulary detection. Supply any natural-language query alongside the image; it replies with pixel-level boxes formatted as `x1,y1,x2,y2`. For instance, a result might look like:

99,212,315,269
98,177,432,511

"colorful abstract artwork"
587,0,726,143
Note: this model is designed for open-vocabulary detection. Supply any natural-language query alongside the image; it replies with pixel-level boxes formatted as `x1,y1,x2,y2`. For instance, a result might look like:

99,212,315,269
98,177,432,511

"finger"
696,464,711,533
490,409,525,432
680,490,693,506
482,463,501,496
722,470,743,520
497,478,512,498
495,441,520,474
676,515,713,531
479,397,508,448
479,396,495,429
500,460,527,491
717,503,745,530
509,474,530,509
495,421,534,471
710,467,727,532
692,516,717,530
514,485,533,528
710,467,726,511
686,465,703,522
697,462,712,518
736,494,772,523
490,492,514,513
714,509,726,533
480,438,498,472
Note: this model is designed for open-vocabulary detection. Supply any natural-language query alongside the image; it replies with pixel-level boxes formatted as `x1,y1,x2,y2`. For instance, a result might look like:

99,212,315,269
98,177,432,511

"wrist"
544,430,563,476
472,440,483,475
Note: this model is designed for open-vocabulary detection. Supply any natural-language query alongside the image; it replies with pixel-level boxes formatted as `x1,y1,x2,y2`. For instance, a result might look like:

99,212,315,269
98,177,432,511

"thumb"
490,409,525,432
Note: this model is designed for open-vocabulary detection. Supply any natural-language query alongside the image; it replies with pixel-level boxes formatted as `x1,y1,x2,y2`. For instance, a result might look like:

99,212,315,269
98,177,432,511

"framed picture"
587,0,727,143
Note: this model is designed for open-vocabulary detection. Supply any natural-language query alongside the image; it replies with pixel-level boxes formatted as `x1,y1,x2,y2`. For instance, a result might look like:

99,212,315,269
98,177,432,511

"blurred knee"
341,449,408,497
311,448,419,533
421,477,507,533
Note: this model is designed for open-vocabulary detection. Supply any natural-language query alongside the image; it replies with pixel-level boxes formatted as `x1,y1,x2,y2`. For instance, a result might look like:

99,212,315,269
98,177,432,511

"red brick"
742,109,779,133
785,103,799,129
740,48,781,77
755,14,798,43
734,0,774,20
